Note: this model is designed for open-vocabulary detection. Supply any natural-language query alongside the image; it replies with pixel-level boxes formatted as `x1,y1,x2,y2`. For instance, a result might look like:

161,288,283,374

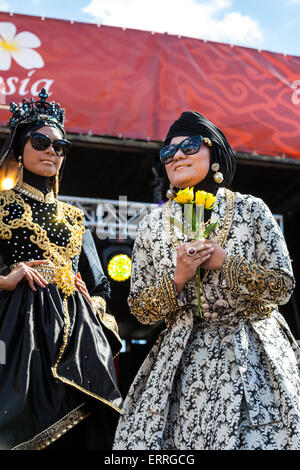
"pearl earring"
211,162,224,184
166,183,176,200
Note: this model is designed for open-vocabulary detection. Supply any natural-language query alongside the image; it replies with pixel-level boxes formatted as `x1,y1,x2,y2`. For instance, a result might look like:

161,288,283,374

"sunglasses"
29,132,72,157
159,135,212,165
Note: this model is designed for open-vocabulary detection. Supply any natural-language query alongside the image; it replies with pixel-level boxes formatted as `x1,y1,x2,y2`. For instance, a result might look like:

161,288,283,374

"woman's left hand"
75,272,93,307
200,240,227,270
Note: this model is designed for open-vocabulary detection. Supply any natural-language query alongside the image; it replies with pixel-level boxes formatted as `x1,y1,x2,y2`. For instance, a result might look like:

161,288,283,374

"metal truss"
58,194,284,239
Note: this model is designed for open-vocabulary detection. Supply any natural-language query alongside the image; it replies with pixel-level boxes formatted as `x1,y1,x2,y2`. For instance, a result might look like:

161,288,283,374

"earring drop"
54,172,59,198
203,137,212,147
211,162,224,184
17,156,23,186
166,183,176,200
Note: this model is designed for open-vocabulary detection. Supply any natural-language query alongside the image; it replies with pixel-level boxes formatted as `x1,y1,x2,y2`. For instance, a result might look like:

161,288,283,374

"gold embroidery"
91,296,122,350
217,189,235,248
128,273,180,327
0,190,85,281
12,403,90,450
223,254,291,317
51,297,122,414
129,191,235,327
10,262,77,296
15,181,55,203
53,265,76,296
244,300,276,319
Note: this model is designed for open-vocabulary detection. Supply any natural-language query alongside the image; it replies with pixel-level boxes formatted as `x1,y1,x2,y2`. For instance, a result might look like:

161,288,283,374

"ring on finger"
186,247,198,257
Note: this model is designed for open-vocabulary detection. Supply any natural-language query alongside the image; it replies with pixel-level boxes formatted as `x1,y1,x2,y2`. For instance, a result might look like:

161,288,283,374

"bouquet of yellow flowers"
171,187,218,318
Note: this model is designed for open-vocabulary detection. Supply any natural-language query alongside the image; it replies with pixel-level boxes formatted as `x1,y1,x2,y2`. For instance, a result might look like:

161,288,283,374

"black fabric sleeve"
78,229,111,299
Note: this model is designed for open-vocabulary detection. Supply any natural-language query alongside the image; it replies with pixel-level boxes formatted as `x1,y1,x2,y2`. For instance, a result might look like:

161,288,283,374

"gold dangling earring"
17,156,23,186
211,162,224,184
54,172,59,198
166,183,176,200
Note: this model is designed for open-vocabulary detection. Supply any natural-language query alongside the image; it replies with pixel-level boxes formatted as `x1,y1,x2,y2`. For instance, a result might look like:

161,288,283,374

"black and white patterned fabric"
113,188,300,450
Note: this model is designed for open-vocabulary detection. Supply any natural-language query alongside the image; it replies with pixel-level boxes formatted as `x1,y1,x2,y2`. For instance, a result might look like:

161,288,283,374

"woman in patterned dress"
0,90,122,450
113,111,300,450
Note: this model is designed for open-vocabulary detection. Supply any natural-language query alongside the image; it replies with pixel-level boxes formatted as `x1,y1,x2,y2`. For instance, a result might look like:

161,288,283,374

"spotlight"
101,243,133,282
0,177,15,190
107,253,131,282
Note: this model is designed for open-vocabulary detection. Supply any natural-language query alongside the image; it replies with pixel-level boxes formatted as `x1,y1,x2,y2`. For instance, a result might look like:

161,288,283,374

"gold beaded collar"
14,181,55,204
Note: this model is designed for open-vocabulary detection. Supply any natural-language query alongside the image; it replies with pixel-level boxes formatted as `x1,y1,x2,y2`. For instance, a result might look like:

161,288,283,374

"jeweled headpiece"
7,88,65,132
0,88,67,192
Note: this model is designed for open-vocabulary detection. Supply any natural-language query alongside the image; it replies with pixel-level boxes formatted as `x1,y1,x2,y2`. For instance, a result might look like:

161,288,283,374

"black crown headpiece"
7,88,65,132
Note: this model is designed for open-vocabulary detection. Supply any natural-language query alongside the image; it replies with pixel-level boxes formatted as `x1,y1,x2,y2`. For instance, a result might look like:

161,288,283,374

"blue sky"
0,0,300,56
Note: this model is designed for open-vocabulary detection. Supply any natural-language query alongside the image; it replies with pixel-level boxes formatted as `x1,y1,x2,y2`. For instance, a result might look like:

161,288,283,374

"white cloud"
0,2,9,11
82,0,263,47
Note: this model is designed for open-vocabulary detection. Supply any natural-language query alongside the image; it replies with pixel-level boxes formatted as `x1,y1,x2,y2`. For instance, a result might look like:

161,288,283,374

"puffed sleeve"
222,197,295,310
128,215,182,327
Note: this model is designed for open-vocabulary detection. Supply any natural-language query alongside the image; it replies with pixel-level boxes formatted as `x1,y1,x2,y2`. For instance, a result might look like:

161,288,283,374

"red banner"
1,12,300,159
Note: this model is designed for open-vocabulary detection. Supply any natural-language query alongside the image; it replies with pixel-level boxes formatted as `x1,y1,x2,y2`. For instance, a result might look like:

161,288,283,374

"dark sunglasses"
29,132,72,157
159,135,212,165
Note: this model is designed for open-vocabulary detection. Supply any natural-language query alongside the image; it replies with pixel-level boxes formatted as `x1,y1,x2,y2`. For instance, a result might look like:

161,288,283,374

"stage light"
99,242,133,283
0,177,14,190
107,253,131,282
0,153,19,190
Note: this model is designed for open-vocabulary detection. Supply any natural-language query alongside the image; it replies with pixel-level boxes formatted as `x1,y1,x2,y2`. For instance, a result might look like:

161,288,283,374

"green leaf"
203,220,219,238
169,216,193,235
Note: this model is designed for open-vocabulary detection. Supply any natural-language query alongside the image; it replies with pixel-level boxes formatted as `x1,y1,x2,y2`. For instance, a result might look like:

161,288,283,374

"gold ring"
186,247,197,257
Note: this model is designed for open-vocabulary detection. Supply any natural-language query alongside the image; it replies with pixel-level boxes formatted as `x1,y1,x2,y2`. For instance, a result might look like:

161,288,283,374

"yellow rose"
205,194,216,209
194,190,207,206
174,187,194,204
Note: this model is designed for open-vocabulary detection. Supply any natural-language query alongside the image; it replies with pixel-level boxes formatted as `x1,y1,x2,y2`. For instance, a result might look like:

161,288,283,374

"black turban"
164,111,236,190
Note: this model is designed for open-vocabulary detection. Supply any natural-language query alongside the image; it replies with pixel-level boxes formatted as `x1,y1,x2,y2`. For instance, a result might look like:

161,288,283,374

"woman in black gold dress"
0,89,122,450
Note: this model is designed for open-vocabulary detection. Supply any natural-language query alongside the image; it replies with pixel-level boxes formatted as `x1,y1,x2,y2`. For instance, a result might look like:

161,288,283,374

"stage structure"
1,11,300,393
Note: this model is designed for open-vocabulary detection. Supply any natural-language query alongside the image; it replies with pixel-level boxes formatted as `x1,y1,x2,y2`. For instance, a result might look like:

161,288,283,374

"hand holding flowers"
171,187,221,318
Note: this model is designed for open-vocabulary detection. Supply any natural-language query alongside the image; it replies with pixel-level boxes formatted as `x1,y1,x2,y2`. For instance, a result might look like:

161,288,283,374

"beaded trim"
10,262,77,296
222,253,290,317
15,181,55,204
217,189,235,248
128,273,180,327
51,297,122,414
12,403,90,450
91,296,122,352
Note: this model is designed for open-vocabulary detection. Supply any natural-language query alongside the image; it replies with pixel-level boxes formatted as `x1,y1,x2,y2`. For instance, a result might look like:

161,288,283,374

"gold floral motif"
130,190,235,327
244,300,276,319
53,265,76,296
128,273,180,327
223,254,291,311
10,262,77,296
